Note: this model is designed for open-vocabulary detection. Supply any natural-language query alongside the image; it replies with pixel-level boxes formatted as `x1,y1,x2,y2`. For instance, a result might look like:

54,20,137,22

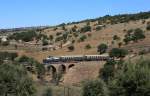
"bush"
18,55,30,63
123,28,145,44
82,79,108,96
146,24,150,30
96,26,102,31
49,35,54,41
56,32,62,36
97,43,108,54
2,41,9,46
0,52,18,63
113,35,120,41
123,36,131,44
68,45,75,51
42,39,49,46
71,25,77,32
81,25,91,33
133,28,145,41
79,35,87,42
109,48,128,58
99,59,117,82
42,87,52,96
55,36,63,42
85,44,92,49
9,31,37,42
36,63,45,79
53,27,58,31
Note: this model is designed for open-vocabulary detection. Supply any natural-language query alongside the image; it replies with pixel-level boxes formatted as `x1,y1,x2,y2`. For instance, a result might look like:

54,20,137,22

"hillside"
1,11,150,86
16,18,150,62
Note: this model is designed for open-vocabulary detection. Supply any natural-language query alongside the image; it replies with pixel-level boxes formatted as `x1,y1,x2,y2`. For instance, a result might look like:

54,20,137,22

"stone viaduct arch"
46,63,76,74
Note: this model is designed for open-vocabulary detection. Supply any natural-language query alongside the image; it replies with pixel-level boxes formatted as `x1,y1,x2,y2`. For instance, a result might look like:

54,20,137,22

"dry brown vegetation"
1,17,150,88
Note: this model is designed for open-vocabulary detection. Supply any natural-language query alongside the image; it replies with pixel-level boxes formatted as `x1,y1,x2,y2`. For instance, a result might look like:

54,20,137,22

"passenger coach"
43,54,109,64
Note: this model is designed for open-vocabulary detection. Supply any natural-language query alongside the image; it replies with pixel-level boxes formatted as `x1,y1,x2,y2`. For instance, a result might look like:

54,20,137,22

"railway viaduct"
44,63,77,76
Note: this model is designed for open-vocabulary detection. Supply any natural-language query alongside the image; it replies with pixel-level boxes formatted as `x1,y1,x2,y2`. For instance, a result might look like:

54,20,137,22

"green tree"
9,31,37,42
36,63,45,80
18,55,30,63
0,52,18,63
82,79,108,96
97,43,108,54
42,87,52,96
99,60,116,83
0,63,36,96
109,59,150,96
109,48,128,58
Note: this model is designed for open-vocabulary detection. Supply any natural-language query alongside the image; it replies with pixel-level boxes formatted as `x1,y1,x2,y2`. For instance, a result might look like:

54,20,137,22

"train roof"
85,54,109,57
60,55,84,57
46,54,109,59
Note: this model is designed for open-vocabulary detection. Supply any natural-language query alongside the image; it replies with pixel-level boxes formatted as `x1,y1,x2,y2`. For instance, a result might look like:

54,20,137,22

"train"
43,55,110,64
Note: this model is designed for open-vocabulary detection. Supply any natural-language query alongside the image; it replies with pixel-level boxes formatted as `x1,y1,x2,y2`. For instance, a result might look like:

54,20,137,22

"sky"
0,0,150,29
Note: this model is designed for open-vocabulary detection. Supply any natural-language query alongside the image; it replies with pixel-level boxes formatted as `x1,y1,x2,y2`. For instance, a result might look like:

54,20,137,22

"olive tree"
97,43,108,54
82,79,108,96
109,48,128,58
109,59,150,96
0,63,36,96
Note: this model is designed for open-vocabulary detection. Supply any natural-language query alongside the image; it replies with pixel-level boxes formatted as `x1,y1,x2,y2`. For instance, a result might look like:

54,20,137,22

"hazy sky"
0,0,150,29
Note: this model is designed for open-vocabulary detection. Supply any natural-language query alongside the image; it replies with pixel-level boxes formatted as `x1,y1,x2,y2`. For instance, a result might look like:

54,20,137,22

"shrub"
97,43,108,54
73,32,79,38
42,87,52,96
9,31,37,42
146,24,150,30
71,25,77,32
81,25,91,33
55,36,63,42
56,32,62,36
85,44,92,49
68,45,75,51
18,55,30,63
1,41,9,46
36,63,45,79
53,27,58,31
123,28,145,44
113,35,120,41
96,26,102,31
0,52,18,63
118,42,122,48
109,48,128,58
79,35,87,42
42,39,49,46
133,28,145,41
62,25,66,31
49,35,54,41
82,79,108,96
